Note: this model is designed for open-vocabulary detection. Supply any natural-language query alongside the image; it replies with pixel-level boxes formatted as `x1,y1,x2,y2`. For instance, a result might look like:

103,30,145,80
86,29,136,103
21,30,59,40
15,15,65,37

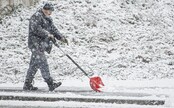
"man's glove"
60,36,68,45
48,34,54,39
48,34,56,43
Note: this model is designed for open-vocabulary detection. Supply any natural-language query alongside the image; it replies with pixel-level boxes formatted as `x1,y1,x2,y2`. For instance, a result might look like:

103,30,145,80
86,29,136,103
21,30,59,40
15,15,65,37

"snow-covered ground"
1,0,174,82
0,78,174,107
0,0,174,107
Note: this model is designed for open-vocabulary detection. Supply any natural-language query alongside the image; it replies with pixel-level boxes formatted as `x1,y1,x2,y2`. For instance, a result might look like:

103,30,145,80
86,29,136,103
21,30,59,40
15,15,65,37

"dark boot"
46,78,62,91
23,79,38,91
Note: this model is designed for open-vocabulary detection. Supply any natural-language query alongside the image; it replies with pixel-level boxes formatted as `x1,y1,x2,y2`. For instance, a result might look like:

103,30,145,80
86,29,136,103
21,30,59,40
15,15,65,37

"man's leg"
23,52,39,90
38,52,61,91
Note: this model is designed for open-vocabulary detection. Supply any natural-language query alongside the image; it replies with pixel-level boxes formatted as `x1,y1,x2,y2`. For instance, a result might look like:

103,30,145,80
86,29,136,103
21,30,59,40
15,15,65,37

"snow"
0,0,174,107
0,78,174,107
0,100,169,108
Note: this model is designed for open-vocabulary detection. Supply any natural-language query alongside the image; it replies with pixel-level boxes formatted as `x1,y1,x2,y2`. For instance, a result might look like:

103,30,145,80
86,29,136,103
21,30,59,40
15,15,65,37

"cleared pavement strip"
0,94,165,105
0,88,166,105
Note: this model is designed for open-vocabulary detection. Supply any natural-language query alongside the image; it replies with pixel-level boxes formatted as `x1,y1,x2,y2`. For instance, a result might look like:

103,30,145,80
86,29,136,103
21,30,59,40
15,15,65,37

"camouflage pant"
25,50,52,82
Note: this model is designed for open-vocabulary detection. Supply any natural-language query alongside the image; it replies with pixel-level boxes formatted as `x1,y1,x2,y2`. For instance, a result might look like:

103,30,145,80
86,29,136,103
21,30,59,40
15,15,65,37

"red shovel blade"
90,76,104,92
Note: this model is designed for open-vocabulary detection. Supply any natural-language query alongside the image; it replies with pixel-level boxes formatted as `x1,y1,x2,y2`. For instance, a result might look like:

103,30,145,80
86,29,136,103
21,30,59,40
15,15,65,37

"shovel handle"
66,54,89,77
54,42,90,78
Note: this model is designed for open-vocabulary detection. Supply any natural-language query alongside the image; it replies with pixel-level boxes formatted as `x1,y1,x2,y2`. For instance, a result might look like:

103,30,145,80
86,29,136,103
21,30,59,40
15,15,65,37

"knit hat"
43,3,54,11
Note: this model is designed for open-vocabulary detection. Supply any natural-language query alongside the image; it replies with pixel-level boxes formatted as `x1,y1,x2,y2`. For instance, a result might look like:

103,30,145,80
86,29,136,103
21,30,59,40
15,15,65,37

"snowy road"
0,88,165,105
0,79,173,107
0,87,172,107
0,101,170,108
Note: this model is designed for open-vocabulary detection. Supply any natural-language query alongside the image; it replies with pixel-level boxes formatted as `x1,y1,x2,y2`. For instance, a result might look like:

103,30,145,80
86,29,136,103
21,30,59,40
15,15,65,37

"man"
23,3,68,91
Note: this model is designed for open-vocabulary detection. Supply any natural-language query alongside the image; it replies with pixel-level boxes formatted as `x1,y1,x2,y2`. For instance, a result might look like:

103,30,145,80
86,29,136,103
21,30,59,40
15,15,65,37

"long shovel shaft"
54,42,90,78
53,41,104,92
66,54,89,78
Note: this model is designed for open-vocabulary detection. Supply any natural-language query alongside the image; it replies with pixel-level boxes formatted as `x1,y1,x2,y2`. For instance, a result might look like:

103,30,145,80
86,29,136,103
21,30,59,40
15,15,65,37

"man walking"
23,3,68,91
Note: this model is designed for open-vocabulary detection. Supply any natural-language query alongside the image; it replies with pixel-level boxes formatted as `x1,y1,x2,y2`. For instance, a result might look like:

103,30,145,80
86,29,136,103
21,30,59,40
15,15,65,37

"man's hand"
48,34,56,43
60,36,68,45
48,34,54,39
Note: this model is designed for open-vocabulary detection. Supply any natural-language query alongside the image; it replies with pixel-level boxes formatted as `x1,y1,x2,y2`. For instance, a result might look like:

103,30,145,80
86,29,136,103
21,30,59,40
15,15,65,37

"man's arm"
49,18,68,45
50,24,62,40
29,15,49,39
49,19,63,40
51,24,68,44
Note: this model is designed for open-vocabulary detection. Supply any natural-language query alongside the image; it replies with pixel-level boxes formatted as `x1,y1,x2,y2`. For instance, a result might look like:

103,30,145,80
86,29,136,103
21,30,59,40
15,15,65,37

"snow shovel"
53,40,104,92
